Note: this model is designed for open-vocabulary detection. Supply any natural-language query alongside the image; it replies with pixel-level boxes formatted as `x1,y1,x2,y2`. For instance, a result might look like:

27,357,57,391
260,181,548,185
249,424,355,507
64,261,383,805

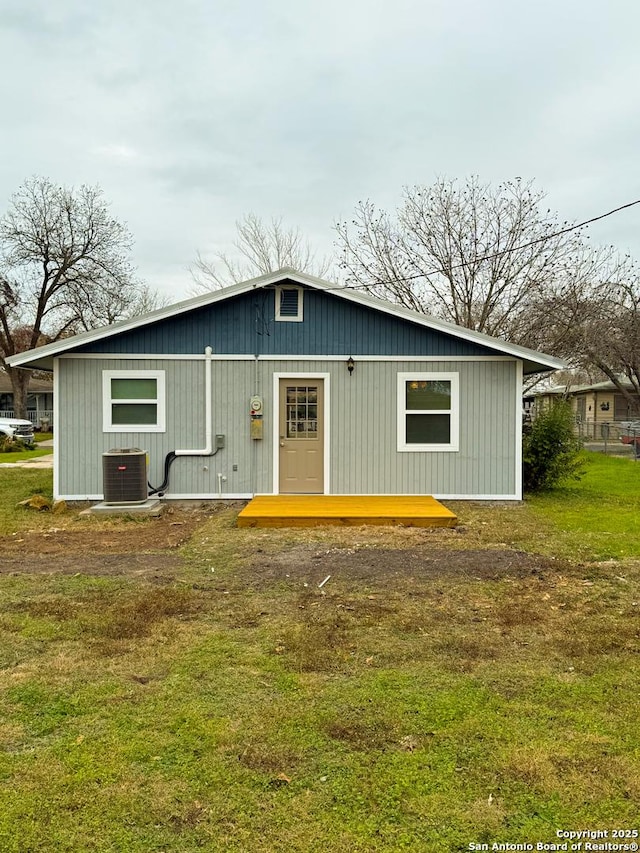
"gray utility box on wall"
102,448,148,505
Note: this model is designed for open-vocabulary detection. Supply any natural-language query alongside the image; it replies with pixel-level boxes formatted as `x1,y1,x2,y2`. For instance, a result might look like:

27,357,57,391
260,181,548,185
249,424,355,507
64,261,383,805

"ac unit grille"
102,448,148,504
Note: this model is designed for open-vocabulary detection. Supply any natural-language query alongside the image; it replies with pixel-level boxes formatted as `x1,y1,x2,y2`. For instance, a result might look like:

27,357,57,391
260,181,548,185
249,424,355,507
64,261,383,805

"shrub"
0,435,28,454
523,402,583,492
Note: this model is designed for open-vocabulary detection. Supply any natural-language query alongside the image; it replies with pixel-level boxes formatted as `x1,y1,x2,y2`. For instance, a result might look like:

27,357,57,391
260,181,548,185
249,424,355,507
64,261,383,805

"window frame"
275,285,304,322
397,371,459,452
102,369,166,433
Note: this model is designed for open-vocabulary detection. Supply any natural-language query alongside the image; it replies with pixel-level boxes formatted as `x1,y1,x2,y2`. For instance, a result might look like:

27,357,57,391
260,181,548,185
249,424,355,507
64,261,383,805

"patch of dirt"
0,508,214,576
244,545,567,587
0,506,571,583
0,552,184,578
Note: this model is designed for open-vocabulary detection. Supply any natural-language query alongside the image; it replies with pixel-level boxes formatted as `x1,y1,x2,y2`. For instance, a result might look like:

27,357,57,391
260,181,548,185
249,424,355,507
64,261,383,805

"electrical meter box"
250,395,264,440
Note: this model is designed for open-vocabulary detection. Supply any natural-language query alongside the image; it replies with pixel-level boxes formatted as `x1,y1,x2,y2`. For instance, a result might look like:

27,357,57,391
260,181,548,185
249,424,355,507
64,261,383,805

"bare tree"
69,278,166,332
591,279,640,414
540,252,640,414
335,177,585,347
0,176,157,417
191,213,332,291
607,278,640,414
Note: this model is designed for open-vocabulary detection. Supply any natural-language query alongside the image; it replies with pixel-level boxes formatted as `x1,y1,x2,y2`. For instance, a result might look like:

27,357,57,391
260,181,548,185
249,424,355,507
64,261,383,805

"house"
0,372,54,428
532,379,640,440
6,268,563,502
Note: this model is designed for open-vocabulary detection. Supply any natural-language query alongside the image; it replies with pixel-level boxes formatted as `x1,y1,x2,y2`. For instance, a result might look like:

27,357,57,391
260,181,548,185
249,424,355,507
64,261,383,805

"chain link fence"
574,418,640,457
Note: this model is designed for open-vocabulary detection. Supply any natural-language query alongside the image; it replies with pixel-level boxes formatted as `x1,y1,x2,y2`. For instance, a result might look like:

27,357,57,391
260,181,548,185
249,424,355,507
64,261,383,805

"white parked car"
0,417,35,445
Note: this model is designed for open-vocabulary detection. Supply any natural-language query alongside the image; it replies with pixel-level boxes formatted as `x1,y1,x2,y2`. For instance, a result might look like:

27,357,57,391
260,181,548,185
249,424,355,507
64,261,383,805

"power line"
328,196,640,291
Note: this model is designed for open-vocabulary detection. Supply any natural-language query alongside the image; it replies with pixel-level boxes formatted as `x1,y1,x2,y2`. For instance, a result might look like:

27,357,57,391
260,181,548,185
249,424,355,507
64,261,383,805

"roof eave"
6,268,312,368
521,358,565,376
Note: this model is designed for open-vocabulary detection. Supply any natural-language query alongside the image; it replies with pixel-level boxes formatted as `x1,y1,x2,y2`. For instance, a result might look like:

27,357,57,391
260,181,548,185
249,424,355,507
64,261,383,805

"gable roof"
6,268,564,374
534,379,637,396
0,371,53,394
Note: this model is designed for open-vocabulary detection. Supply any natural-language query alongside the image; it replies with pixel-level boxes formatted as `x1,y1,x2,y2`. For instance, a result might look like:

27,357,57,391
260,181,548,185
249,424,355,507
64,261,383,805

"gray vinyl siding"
269,359,517,497
75,287,497,358
58,357,255,498
57,356,518,499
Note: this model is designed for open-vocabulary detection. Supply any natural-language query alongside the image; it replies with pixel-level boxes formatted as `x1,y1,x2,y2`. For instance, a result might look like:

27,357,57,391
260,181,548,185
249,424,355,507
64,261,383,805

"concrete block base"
81,499,163,517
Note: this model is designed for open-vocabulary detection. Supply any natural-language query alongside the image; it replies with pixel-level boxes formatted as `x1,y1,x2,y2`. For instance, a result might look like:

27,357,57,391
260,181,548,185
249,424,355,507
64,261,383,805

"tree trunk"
5,366,32,419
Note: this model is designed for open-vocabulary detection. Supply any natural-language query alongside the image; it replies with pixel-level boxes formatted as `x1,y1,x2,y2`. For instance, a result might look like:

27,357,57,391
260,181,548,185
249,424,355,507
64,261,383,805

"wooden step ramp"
237,495,457,528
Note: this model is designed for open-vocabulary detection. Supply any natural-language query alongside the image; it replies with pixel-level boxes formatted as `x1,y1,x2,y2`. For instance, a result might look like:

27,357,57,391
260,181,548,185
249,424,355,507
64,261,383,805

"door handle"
279,435,285,447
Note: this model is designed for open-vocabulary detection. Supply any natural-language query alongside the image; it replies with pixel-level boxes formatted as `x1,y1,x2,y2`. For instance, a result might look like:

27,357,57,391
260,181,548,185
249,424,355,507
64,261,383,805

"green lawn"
0,447,52,463
0,433,52,465
444,451,640,562
0,469,55,534
527,451,640,560
0,454,639,851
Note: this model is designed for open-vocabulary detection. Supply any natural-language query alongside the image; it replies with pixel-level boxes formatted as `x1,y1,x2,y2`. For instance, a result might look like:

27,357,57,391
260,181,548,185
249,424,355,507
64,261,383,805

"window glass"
406,380,451,410
285,385,318,438
112,403,158,425
406,413,450,444
111,378,157,400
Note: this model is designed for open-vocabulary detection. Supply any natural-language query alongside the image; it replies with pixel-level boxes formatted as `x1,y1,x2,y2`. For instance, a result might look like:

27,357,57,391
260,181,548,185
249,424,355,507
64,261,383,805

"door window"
285,385,318,438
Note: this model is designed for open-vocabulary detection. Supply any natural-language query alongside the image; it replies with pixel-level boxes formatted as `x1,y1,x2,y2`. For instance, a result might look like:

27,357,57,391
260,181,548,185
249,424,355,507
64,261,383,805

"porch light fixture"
600,402,610,411
347,356,355,376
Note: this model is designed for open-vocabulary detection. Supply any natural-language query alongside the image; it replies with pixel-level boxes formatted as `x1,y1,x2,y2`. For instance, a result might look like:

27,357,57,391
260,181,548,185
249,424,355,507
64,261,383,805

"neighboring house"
7,268,563,502
532,379,640,440
0,372,54,427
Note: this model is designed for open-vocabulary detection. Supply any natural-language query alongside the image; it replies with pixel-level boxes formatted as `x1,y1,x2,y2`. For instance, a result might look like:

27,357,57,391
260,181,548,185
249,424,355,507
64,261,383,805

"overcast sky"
1,0,639,300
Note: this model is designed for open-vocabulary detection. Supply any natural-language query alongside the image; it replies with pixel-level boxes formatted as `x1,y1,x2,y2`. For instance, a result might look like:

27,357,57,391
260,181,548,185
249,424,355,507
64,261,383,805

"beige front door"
279,379,324,494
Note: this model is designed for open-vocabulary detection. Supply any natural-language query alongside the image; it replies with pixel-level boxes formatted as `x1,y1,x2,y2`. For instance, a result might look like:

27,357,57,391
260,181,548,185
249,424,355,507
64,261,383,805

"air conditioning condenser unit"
102,448,148,504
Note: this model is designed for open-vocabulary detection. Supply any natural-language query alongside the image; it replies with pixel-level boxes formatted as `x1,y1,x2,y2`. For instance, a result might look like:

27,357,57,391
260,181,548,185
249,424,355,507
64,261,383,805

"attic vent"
275,286,303,322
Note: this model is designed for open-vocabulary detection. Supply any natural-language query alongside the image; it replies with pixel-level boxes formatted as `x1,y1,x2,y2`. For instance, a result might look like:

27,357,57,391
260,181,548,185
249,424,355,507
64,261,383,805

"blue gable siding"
77,284,496,357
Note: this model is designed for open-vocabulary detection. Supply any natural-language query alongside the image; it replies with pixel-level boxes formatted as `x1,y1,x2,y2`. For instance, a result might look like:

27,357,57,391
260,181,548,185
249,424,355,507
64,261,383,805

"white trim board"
101,369,166,433
396,371,460,452
53,357,60,501
514,360,524,500
310,493,522,501
59,352,253,361
272,372,331,495
59,352,519,363
60,493,255,502
435,494,521,501
155,493,254,501
258,355,516,363
59,492,520,502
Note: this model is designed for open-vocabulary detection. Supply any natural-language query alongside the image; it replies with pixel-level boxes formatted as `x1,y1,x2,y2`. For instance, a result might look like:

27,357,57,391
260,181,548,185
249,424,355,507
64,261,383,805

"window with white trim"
102,370,166,432
275,285,303,322
397,372,459,452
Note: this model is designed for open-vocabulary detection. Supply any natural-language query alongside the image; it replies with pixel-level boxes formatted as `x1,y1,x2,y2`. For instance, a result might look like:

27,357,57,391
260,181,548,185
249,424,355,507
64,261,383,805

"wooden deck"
236,495,457,528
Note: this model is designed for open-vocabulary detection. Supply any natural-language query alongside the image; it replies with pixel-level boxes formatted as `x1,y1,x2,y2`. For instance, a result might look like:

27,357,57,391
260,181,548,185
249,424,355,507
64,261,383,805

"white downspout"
175,346,213,457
